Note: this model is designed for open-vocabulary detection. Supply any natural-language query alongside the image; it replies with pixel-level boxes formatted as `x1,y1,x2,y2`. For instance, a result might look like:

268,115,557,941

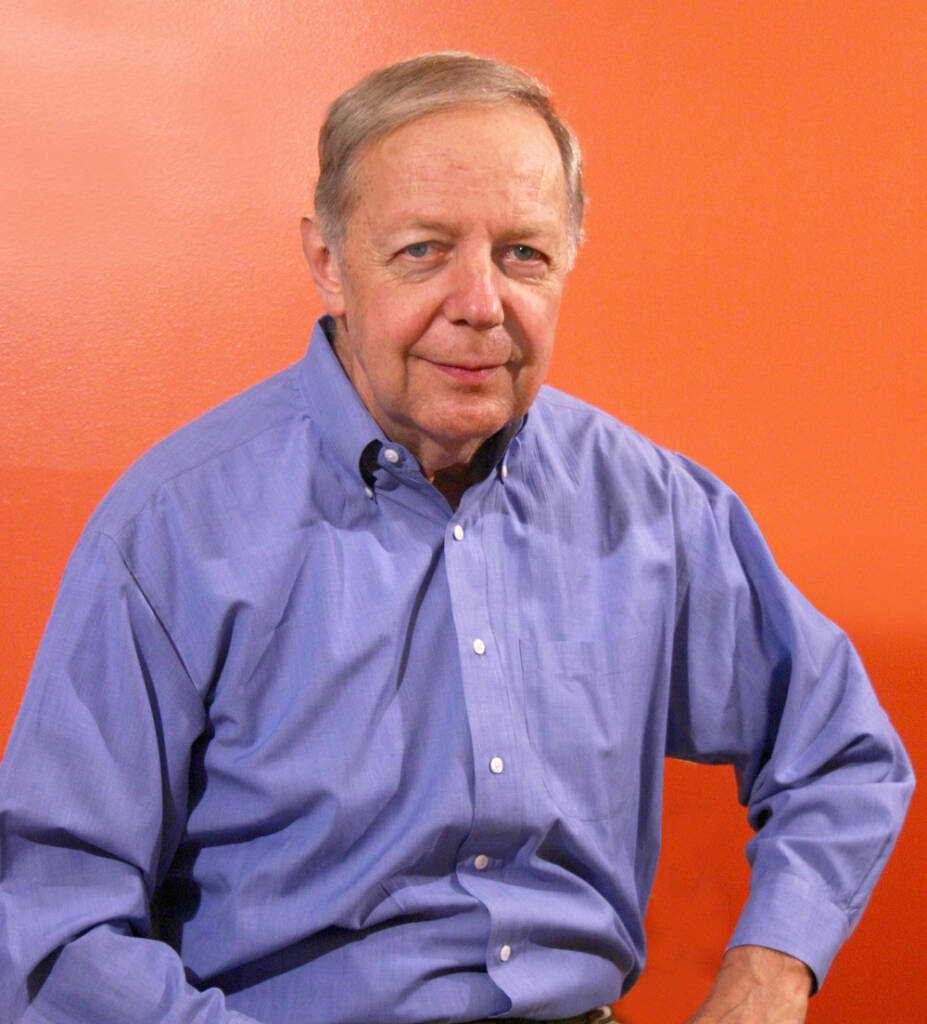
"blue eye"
403,242,431,258
512,245,540,261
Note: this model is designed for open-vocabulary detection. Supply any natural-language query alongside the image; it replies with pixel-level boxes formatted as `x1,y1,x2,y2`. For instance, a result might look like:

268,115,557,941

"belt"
469,1007,618,1024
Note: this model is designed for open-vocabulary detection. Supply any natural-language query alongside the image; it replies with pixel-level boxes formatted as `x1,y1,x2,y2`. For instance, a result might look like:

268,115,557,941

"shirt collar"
298,315,529,490
298,317,388,485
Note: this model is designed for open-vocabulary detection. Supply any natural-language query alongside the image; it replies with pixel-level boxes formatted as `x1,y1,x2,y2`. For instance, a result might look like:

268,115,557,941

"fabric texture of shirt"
0,317,913,1024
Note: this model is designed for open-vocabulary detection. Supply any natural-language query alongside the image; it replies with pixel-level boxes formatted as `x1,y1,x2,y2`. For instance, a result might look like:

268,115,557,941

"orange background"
2,3,924,1021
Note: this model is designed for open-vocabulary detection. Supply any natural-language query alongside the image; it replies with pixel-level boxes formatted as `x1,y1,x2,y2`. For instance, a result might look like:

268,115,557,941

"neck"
417,418,520,509
428,457,489,510
417,418,520,508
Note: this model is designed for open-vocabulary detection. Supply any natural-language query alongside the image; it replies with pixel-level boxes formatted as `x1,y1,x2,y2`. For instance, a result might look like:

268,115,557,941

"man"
0,52,913,1024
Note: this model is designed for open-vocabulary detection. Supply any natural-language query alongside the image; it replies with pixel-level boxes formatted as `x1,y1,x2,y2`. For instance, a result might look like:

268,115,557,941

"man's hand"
683,945,812,1023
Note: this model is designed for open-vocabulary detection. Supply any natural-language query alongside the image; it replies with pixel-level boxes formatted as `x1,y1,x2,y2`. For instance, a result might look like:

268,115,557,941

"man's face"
316,103,573,476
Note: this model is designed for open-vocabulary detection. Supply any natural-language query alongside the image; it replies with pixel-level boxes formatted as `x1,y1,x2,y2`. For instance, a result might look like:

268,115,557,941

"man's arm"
0,529,260,1024
666,456,913,1013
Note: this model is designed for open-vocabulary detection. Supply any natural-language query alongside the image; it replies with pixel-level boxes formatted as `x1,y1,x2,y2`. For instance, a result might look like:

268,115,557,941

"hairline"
314,56,585,263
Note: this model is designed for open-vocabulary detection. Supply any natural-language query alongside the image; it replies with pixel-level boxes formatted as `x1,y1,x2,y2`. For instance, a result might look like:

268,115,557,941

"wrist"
720,944,813,999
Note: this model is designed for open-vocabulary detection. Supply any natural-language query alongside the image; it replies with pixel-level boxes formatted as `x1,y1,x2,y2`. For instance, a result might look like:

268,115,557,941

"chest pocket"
520,638,633,821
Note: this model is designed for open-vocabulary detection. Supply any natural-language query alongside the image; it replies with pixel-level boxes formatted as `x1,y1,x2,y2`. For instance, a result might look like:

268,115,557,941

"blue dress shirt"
0,318,913,1024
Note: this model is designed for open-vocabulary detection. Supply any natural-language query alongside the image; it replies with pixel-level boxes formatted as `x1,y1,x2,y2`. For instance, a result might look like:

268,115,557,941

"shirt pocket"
519,637,633,822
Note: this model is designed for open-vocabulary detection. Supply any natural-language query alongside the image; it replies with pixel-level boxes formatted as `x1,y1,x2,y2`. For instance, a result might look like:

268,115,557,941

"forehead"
351,104,568,233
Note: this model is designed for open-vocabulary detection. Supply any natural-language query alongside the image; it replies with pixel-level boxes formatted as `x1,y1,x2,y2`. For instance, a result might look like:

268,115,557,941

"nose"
442,248,504,330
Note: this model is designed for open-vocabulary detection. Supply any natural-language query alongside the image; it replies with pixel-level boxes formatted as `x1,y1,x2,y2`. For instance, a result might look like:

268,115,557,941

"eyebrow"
383,217,462,238
383,216,564,243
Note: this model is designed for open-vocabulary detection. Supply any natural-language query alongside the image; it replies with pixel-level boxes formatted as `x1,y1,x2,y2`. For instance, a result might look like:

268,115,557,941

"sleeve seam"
96,529,203,701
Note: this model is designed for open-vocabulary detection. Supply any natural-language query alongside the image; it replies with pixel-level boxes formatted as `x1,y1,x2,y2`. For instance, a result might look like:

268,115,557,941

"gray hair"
314,51,585,257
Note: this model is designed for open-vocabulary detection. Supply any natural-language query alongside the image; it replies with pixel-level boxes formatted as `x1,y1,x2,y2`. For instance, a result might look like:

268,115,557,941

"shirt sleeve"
665,456,914,988
0,528,262,1024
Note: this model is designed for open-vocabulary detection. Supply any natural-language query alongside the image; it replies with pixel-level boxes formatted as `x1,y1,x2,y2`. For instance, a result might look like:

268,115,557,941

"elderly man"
0,52,912,1024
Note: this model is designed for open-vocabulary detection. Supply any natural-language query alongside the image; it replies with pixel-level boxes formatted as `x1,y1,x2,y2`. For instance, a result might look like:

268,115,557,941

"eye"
501,244,550,276
401,241,433,259
511,244,541,262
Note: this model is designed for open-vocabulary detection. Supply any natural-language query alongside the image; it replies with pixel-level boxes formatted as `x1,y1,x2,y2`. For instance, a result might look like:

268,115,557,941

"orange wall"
2,3,924,1021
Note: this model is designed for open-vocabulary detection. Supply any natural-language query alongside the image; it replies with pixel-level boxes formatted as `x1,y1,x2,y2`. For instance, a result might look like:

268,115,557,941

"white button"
452,524,465,541
364,486,374,499
489,756,504,774
472,638,486,655
499,944,512,962
474,854,489,870
501,463,509,479
384,448,400,464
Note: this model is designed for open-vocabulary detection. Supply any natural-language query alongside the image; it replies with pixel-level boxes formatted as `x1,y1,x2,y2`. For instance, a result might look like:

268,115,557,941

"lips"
428,361,504,383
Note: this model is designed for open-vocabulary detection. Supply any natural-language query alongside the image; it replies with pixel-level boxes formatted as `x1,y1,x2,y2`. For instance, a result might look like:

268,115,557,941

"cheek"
519,301,560,364
362,285,440,348
510,279,563,330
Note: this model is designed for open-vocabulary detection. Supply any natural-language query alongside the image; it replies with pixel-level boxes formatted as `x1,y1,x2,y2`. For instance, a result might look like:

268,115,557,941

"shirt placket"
443,483,526,990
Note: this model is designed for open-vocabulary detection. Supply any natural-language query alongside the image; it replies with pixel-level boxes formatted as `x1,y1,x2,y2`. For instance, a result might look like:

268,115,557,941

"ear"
301,217,346,318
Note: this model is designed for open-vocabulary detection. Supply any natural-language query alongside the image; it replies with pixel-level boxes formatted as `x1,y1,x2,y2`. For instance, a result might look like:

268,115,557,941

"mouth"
428,361,504,384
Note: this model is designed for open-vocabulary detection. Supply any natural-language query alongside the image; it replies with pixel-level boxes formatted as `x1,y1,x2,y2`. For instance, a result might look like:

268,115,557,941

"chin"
430,406,513,446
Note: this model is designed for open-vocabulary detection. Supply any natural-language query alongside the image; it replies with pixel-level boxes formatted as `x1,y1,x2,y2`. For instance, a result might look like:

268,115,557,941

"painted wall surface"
2,3,923,1020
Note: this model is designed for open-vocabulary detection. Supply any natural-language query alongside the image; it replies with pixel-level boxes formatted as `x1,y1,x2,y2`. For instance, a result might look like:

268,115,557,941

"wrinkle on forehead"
353,105,569,237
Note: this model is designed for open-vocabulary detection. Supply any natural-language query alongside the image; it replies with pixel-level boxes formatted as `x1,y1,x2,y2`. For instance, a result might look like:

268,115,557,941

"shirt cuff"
726,872,852,991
